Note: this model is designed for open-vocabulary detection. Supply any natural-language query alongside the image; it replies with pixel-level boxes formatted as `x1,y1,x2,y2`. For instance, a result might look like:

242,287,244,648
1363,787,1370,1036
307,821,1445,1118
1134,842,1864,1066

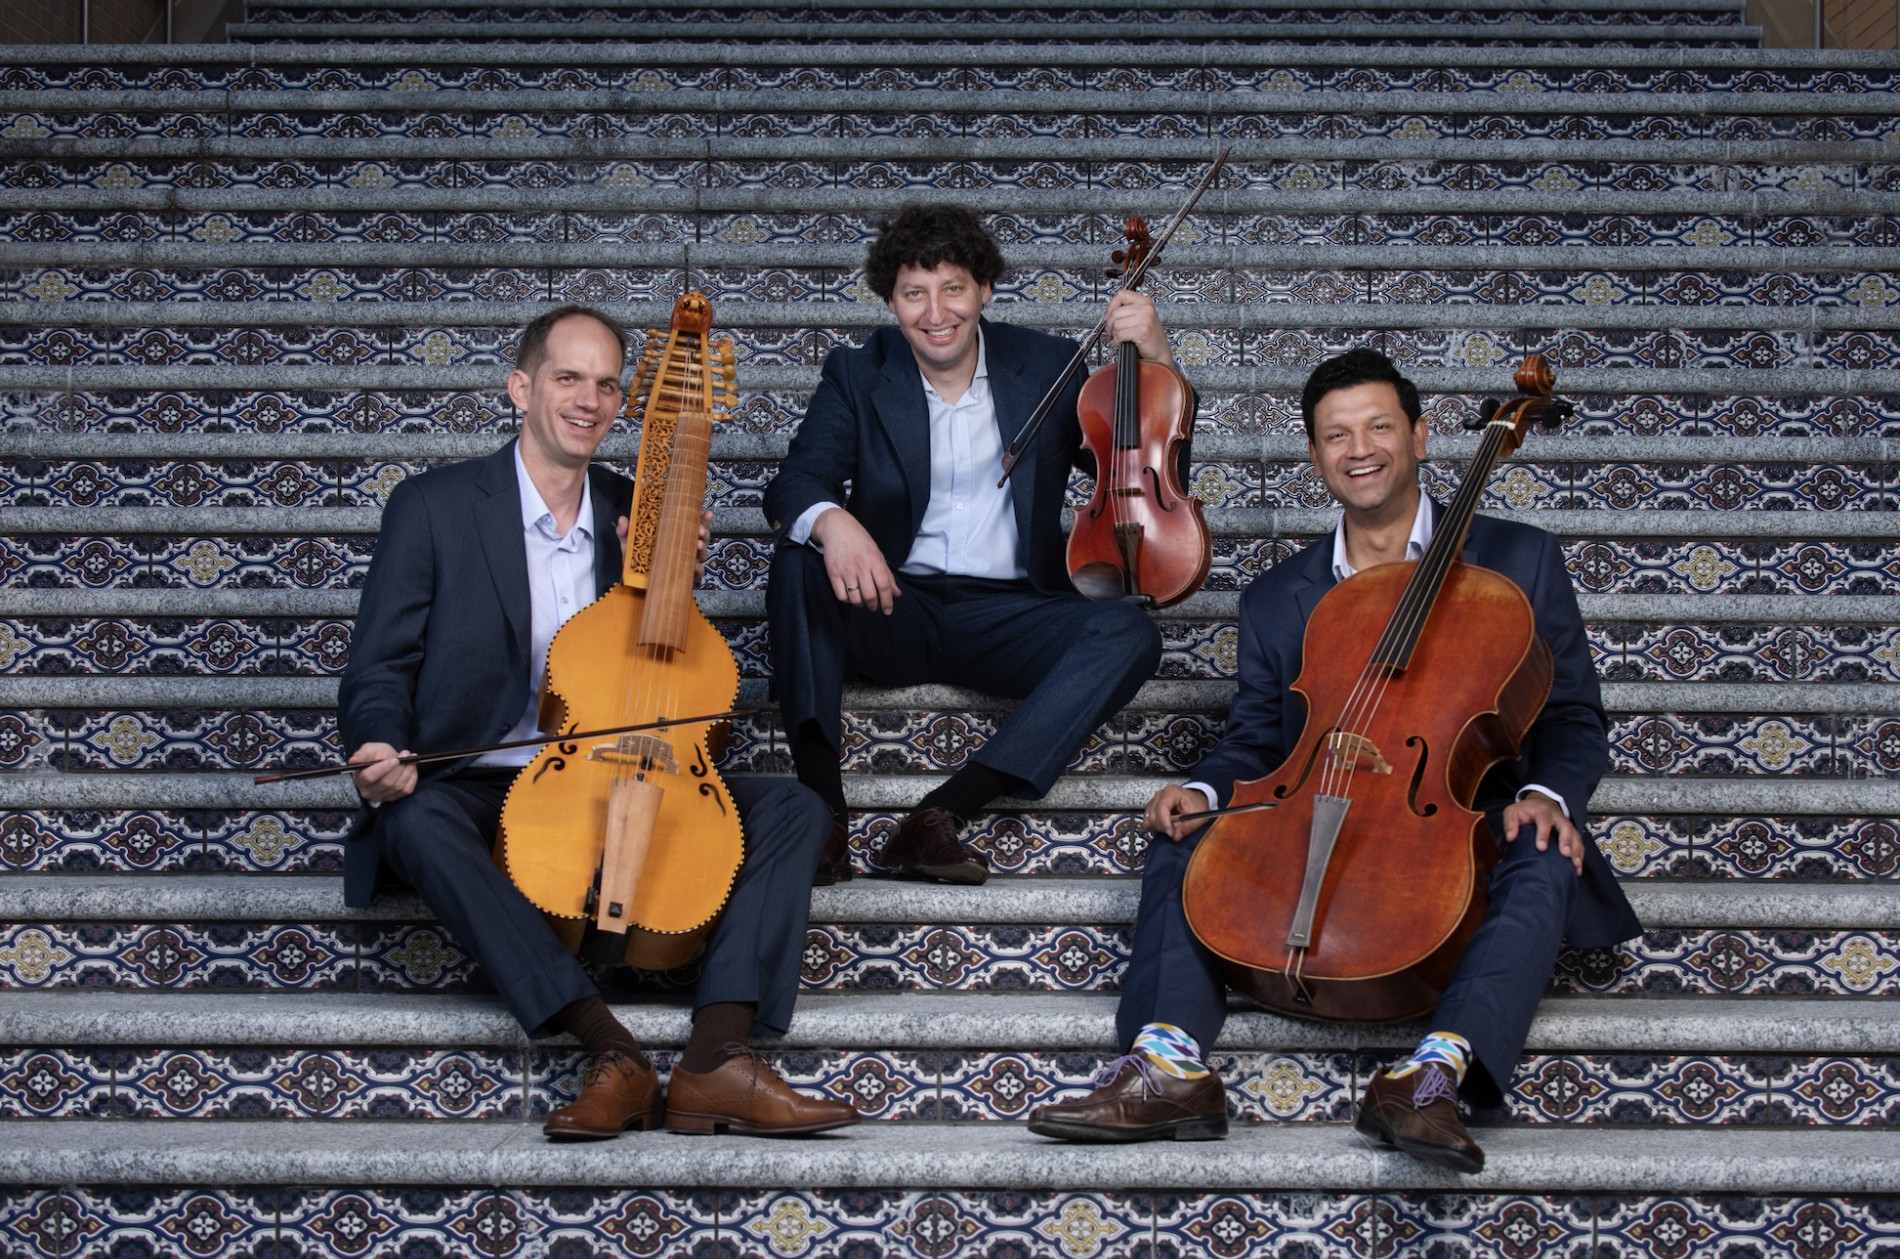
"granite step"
239,0,1751,19
11,1128,1900,1259
3,991,1893,1128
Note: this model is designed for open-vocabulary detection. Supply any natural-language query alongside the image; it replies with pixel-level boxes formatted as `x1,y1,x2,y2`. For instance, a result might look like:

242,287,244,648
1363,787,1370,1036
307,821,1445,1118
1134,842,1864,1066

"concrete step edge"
0,1120,1892,1193
0,505,1894,541
4,364,1894,396
1,589,1893,625
0,675,1889,718
7,297,1898,334
4,989,1889,1054
3,431,1891,464
1,873,1893,930
0,771,1890,815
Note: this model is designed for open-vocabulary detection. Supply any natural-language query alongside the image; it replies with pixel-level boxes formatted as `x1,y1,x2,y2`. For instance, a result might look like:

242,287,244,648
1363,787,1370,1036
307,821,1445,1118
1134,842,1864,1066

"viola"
1066,217,1210,608
495,292,745,971
1180,356,1572,1022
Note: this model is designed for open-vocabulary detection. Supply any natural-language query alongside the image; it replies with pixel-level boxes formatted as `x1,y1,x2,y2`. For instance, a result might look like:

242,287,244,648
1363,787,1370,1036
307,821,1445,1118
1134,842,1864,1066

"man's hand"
1501,792,1587,877
694,508,712,581
1143,784,1208,842
810,507,900,614
349,742,417,804
1103,290,1177,371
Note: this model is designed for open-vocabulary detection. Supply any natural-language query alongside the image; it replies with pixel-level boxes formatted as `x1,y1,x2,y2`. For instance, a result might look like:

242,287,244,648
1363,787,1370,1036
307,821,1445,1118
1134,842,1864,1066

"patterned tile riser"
10,205,1900,251
9,704,1899,777
13,61,1887,94
1,921,1894,997
4,1042,1897,1126
9,263,1900,319
5,534,1898,599
9,154,1887,196
9,386,1900,440
2,1188,1896,1259
8,106,1895,147
4,808,1892,881
0,809,346,874
7,455,1897,516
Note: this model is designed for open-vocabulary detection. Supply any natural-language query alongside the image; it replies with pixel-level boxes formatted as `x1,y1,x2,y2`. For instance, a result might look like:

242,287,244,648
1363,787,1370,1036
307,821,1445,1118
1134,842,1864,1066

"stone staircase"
4,2,1900,1254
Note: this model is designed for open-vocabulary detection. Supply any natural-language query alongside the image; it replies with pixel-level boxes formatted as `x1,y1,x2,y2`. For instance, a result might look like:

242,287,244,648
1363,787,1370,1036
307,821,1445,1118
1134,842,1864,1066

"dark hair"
514,305,629,374
1299,348,1423,442
864,203,1006,301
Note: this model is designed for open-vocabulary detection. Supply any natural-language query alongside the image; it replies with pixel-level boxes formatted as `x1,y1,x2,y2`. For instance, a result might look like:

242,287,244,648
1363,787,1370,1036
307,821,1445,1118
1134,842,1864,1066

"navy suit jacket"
337,441,635,908
1193,505,1642,950
761,318,1088,595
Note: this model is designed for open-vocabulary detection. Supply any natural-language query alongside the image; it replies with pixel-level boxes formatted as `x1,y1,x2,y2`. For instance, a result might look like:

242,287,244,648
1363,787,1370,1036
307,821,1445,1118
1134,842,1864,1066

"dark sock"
681,1001,755,1074
917,762,1020,824
550,996,641,1061
792,723,848,825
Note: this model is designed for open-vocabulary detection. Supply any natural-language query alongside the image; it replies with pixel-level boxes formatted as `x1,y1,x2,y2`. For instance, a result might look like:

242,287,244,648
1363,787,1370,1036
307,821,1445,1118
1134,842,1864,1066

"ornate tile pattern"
0,808,337,874
1558,931,1900,997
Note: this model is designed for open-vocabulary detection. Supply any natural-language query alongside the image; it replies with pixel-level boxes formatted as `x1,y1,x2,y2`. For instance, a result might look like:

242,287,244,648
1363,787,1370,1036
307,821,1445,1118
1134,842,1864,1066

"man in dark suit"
763,204,1174,885
339,306,855,1142
1029,348,1641,1172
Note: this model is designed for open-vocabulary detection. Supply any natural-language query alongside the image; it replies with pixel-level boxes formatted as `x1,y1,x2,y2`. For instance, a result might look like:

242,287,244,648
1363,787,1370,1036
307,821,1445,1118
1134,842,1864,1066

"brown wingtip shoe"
813,820,853,886
542,1051,663,1142
1354,1064,1485,1174
878,807,988,885
664,1048,860,1137
1027,1056,1228,1143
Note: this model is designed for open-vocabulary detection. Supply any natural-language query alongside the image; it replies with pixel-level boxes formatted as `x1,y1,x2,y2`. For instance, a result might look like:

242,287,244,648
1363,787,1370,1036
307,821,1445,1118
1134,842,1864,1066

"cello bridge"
1326,731,1392,775
588,733,679,776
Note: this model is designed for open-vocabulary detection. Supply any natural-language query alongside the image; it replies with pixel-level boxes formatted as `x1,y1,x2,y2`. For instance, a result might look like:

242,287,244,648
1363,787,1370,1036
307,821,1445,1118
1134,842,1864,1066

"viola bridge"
587,733,680,776
1325,730,1392,775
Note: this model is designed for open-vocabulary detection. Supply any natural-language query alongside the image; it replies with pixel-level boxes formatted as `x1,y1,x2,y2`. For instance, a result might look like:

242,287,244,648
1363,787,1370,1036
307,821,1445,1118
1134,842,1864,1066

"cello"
495,292,744,972
1065,218,1210,608
1180,356,1572,1022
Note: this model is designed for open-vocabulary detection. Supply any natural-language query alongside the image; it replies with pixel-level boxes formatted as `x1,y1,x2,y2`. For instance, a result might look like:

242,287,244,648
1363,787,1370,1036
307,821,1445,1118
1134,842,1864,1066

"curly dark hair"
514,304,629,374
864,203,1006,301
1299,348,1423,442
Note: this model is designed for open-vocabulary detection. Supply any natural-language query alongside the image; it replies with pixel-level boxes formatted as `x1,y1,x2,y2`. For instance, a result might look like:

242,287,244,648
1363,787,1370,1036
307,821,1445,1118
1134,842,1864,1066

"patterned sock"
1130,1023,1210,1080
1385,1030,1471,1085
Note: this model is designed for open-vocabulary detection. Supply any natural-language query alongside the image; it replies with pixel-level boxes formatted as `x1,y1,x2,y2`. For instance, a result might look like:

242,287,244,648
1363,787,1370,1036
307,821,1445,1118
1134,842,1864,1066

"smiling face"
887,262,992,396
1307,380,1429,530
507,313,625,475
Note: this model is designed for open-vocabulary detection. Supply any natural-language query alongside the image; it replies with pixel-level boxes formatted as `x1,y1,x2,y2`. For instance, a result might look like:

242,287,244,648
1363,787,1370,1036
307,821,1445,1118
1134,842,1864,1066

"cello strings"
1323,419,1512,801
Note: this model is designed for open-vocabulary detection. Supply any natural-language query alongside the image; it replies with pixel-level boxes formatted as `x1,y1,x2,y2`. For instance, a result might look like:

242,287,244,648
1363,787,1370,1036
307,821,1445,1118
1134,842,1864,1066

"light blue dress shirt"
474,445,597,769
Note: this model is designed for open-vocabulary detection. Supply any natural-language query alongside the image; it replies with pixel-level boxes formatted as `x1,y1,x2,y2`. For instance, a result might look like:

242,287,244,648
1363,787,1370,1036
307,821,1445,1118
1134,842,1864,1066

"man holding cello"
338,305,856,1142
1030,348,1641,1172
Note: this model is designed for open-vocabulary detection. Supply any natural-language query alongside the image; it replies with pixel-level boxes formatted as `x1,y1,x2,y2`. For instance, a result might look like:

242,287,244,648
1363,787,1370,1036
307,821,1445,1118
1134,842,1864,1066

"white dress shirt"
474,445,598,768
789,333,1027,581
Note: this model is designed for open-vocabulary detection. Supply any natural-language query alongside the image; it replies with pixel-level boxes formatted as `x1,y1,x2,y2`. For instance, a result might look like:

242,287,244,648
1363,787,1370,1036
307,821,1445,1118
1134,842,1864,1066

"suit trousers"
767,544,1162,796
371,771,830,1039
1116,810,1579,1106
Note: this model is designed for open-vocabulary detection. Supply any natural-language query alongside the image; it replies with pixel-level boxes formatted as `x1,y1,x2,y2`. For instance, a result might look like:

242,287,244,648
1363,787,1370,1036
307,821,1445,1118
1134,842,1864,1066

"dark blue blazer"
761,318,1088,595
337,441,634,908
1193,505,1642,950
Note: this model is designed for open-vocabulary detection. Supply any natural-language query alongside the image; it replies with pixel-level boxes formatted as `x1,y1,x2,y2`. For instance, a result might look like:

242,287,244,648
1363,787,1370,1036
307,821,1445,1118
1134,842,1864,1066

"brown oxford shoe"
1027,1055,1228,1143
664,1048,859,1137
1354,1063,1485,1174
878,807,988,885
813,821,853,886
543,1051,663,1141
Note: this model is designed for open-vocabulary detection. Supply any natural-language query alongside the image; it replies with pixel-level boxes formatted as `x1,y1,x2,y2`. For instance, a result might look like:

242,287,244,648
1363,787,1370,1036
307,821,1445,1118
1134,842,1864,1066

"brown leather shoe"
1027,1056,1228,1142
878,807,988,885
664,1048,859,1136
543,1051,662,1141
813,820,852,886
1354,1063,1485,1173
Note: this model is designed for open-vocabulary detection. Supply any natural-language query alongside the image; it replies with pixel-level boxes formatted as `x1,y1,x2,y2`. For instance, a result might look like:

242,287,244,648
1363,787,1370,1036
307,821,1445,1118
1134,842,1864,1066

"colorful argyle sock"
1131,1023,1209,1080
1384,1030,1471,1085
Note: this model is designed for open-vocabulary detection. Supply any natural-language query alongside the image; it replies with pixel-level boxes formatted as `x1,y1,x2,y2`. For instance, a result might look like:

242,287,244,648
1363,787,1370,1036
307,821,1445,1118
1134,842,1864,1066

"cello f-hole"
1142,465,1179,511
1404,736,1437,819
1272,730,1333,801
